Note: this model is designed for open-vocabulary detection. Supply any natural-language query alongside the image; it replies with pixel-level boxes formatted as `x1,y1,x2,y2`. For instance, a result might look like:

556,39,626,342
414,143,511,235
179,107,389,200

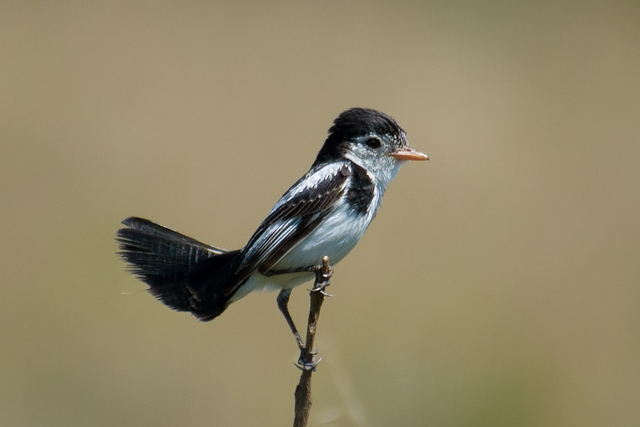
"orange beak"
389,147,429,161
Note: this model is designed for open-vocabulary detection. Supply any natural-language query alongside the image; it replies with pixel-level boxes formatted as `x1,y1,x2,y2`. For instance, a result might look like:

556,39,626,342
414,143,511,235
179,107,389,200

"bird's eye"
365,137,382,149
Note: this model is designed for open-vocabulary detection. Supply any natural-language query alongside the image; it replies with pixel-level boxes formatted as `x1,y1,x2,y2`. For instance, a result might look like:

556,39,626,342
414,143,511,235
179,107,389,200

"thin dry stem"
292,256,331,427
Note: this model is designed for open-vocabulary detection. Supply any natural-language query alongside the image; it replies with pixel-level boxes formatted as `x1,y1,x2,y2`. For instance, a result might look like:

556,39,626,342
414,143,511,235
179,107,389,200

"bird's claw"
311,264,334,295
295,356,322,371
310,287,334,297
296,348,321,371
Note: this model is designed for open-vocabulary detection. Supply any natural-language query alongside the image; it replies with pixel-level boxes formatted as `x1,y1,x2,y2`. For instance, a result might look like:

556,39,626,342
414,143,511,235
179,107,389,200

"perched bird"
116,108,428,363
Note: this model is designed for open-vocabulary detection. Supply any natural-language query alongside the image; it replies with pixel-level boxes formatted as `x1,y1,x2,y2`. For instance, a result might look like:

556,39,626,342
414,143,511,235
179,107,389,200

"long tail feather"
116,217,239,320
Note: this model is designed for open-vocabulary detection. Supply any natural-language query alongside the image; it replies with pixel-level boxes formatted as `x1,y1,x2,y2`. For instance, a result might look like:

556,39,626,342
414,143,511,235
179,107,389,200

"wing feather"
223,162,351,295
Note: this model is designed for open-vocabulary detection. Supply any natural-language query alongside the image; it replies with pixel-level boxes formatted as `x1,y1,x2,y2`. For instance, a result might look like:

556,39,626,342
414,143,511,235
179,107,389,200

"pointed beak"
389,146,429,161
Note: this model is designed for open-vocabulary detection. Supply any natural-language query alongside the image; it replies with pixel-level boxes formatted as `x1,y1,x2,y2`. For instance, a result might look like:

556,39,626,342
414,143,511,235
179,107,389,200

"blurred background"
1,1,639,426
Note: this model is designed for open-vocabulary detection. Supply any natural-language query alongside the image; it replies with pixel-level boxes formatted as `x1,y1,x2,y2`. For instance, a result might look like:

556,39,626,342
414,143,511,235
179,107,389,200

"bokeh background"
2,1,639,426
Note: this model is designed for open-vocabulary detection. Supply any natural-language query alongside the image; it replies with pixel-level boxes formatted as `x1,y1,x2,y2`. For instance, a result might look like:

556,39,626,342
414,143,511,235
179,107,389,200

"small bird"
116,108,428,362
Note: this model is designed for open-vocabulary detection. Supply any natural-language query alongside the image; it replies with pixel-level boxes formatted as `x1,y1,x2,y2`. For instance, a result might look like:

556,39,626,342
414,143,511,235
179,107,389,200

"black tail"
116,217,241,321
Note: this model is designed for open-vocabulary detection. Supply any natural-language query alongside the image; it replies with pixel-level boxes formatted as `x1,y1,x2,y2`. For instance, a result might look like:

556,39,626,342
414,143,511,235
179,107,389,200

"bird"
116,108,428,365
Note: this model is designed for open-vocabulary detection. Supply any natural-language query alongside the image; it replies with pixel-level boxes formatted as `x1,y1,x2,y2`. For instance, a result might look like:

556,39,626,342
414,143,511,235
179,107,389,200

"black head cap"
313,108,405,166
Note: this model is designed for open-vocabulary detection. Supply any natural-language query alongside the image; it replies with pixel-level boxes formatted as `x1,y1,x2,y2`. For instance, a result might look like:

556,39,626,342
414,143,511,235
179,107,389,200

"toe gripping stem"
310,258,334,297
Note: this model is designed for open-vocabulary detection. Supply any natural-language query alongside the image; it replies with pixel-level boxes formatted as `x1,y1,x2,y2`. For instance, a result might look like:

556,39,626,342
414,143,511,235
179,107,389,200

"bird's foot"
310,286,334,297
296,349,322,371
311,263,334,296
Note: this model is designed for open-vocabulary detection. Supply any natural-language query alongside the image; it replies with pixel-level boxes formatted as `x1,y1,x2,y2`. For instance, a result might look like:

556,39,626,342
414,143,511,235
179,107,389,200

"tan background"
2,1,639,426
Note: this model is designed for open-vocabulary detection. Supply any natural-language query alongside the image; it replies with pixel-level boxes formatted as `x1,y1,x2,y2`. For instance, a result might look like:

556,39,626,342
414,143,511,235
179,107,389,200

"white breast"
230,180,382,302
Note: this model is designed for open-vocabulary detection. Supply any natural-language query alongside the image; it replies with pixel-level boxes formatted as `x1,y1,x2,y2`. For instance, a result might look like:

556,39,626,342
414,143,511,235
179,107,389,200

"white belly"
277,201,374,270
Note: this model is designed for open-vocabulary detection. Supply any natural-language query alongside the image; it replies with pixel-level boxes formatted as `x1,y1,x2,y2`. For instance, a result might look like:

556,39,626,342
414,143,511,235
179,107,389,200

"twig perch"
292,256,333,427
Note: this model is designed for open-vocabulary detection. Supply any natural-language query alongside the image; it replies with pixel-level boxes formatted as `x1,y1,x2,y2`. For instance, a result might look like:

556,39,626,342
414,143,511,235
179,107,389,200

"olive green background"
2,1,639,426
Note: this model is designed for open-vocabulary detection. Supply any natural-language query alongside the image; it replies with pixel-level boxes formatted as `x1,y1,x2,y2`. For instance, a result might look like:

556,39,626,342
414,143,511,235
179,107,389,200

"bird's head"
314,108,428,185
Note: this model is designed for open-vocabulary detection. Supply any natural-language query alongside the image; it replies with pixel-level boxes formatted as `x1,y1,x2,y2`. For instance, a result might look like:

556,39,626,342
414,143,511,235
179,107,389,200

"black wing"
223,162,351,295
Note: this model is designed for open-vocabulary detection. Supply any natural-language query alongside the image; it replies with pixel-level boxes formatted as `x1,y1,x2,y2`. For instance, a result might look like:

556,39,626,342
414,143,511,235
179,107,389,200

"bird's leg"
275,258,334,370
277,288,320,369
276,289,305,351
